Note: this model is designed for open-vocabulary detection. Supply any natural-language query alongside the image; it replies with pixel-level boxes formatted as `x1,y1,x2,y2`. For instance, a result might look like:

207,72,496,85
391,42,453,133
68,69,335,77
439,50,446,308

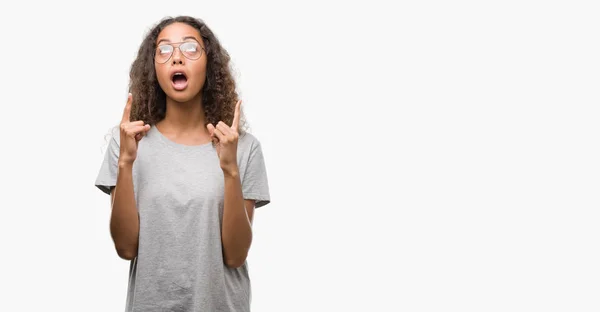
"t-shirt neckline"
151,125,213,151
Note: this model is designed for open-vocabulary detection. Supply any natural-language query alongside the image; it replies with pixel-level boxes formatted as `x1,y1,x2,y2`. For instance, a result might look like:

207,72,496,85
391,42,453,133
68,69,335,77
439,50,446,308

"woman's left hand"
207,100,242,175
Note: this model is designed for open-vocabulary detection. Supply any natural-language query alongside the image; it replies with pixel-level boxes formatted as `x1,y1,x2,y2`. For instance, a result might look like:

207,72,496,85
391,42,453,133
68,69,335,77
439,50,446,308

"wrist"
222,165,239,178
118,161,134,170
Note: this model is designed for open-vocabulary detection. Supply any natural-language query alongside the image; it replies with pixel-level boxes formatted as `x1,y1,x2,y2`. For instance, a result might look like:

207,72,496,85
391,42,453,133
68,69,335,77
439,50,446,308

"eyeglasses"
154,41,204,64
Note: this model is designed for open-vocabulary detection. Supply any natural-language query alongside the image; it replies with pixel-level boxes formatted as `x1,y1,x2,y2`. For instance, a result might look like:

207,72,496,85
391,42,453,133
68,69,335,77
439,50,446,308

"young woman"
95,16,270,311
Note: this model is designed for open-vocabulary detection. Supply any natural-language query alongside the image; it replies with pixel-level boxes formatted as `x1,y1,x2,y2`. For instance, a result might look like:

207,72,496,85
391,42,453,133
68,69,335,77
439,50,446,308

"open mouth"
171,72,188,90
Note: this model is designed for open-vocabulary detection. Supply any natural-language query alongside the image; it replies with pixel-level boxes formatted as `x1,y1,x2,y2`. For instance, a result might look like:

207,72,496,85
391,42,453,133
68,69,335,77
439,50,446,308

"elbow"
225,256,247,268
116,246,137,260
111,231,139,261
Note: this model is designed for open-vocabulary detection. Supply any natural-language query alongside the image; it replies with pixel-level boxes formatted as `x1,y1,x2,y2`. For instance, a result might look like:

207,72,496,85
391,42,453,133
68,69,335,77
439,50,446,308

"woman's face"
155,22,207,103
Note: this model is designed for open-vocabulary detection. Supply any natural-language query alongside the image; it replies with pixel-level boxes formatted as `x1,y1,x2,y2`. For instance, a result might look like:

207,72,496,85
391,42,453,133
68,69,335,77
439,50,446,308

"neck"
158,93,207,132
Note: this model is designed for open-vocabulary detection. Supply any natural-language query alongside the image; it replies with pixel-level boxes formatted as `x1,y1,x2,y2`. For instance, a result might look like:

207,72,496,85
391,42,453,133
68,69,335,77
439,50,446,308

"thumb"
207,123,215,135
206,123,219,145
135,125,151,141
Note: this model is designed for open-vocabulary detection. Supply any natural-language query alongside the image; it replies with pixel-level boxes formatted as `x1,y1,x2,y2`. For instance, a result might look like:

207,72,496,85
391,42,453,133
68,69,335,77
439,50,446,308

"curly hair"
127,16,246,133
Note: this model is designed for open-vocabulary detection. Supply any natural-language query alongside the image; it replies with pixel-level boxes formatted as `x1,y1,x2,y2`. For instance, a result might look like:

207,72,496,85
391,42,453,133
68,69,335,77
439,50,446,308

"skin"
110,22,255,268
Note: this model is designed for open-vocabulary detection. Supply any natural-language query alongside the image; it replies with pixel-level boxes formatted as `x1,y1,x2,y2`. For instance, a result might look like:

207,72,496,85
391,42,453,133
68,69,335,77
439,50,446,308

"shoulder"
107,124,121,145
238,131,262,151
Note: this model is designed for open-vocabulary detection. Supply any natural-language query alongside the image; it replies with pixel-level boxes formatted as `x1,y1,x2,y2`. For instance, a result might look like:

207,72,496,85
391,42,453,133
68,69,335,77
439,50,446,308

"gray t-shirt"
95,125,270,312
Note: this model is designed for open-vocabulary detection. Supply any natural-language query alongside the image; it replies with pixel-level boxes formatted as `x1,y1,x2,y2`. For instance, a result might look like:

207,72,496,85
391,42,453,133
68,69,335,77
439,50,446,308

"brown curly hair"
127,16,246,133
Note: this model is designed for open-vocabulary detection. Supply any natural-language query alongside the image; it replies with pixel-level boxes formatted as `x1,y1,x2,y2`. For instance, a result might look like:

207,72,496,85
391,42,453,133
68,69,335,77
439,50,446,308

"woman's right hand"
119,93,150,165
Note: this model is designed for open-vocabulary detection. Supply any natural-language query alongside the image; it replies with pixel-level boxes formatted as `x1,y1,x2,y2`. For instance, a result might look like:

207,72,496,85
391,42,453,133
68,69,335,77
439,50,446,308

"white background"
0,0,598,311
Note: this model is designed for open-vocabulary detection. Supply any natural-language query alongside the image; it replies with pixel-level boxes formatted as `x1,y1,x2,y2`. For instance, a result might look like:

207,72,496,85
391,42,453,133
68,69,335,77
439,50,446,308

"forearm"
110,162,140,260
221,169,252,268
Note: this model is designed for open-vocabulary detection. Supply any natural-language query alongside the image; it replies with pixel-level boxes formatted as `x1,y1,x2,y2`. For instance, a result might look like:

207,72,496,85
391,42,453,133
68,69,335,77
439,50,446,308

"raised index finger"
231,99,242,130
122,93,132,123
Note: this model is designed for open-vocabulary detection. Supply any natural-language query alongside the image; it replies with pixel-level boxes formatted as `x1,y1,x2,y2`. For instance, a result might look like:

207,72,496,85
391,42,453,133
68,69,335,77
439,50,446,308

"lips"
170,71,188,91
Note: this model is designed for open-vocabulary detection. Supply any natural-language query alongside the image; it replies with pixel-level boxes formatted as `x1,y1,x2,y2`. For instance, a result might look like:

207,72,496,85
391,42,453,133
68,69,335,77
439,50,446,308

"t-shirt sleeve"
95,126,120,195
242,138,271,208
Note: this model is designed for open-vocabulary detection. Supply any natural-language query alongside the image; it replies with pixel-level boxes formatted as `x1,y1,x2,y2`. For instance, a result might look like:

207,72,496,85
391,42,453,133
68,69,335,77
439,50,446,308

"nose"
171,47,184,65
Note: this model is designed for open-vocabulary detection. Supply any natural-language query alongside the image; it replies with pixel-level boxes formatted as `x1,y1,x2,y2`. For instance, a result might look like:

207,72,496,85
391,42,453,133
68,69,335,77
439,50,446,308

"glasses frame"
154,40,205,64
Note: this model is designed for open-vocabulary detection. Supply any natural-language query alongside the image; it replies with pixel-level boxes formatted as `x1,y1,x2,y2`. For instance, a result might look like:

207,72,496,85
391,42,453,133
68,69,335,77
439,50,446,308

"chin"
168,92,192,103
166,87,201,103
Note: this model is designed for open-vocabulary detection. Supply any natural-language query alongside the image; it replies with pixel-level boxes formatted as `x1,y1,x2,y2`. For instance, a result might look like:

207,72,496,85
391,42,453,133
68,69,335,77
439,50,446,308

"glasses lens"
156,45,173,63
180,42,201,60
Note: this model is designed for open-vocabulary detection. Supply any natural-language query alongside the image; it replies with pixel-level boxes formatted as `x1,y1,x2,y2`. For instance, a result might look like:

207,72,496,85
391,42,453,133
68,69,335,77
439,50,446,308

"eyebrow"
157,36,201,45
